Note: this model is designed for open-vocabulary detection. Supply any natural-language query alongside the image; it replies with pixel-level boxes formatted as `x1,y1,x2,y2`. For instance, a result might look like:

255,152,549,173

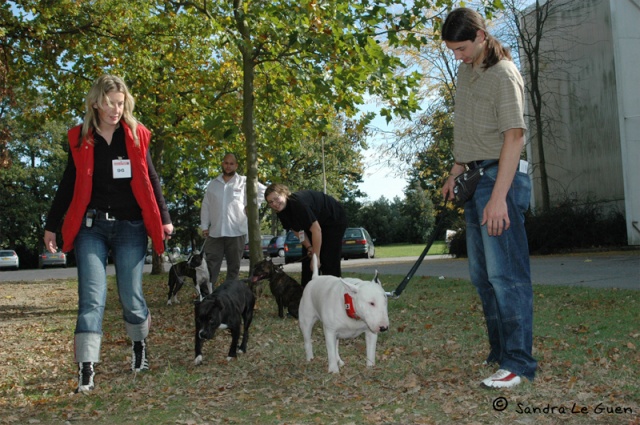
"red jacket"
61,122,166,254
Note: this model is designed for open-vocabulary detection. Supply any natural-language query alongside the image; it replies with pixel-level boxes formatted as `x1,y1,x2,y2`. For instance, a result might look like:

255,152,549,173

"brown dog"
250,258,303,319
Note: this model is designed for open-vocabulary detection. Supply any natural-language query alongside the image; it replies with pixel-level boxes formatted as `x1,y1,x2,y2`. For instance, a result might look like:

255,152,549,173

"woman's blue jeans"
464,163,537,381
73,217,150,363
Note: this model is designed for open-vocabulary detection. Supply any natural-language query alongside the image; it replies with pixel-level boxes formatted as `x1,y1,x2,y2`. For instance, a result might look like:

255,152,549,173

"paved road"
1,251,638,290
335,252,640,291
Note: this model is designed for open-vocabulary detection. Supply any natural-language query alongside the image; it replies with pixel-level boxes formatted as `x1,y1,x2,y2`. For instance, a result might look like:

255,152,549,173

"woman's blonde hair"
79,74,139,146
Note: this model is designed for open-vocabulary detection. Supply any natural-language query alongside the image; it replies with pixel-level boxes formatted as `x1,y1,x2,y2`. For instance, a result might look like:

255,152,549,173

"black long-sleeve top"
276,190,346,237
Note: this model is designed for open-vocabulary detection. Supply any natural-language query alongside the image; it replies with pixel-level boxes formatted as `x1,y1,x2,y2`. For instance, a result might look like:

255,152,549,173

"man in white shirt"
200,153,266,285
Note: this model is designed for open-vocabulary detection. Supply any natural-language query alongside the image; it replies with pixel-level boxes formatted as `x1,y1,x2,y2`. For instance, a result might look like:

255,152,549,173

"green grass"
0,271,638,425
375,241,449,258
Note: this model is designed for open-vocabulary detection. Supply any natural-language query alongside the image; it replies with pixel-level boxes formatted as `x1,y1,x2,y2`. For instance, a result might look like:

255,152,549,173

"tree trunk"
237,0,263,275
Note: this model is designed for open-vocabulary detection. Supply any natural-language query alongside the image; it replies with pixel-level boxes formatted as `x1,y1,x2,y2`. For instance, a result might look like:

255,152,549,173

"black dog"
250,258,303,319
167,251,211,305
194,279,255,365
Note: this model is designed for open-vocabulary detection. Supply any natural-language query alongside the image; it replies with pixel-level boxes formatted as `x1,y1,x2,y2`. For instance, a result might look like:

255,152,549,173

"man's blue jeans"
73,218,150,363
464,163,537,381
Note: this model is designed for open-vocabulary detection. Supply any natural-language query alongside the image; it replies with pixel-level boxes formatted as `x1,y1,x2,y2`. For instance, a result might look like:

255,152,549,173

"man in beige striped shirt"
441,8,537,389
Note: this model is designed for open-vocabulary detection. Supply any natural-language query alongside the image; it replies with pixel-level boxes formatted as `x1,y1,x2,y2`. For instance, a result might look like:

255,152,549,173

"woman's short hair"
264,183,291,200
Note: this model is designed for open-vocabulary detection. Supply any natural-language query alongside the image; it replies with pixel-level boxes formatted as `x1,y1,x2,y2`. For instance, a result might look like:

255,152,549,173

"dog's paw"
194,355,203,366
328,365,340,374
226,356,235,362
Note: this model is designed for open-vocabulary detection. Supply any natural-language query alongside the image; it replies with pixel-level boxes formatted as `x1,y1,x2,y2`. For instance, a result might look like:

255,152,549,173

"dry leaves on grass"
0,275,638,425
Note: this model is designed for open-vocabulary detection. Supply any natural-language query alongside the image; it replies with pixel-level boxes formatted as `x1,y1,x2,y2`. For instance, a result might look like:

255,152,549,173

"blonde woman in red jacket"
43,75,174,393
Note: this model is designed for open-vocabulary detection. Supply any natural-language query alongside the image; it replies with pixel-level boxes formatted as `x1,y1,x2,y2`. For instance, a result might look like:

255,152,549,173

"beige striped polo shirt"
452,59,526,164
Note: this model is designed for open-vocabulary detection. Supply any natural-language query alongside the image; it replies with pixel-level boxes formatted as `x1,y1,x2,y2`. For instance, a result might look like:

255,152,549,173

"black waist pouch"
453,167,484,207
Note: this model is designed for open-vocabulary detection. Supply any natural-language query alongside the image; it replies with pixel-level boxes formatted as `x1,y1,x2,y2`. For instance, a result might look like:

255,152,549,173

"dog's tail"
311,253,319,279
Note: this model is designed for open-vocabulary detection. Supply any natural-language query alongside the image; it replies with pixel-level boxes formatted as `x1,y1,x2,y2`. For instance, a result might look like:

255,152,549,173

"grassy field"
0,267,638,425
375,241,449,258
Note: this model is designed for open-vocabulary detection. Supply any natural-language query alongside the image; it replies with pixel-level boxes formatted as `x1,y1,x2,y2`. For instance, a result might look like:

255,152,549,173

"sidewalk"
282,251,640,291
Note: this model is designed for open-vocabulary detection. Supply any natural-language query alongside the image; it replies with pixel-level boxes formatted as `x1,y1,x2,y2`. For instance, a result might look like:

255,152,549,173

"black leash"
386,201,451,299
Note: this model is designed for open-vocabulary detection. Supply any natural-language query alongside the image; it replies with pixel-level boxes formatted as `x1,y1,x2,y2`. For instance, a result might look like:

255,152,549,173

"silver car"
38,250,67,269
0,250,19,270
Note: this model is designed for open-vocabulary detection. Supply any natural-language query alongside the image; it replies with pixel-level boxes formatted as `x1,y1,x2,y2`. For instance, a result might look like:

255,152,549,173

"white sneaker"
481,369,522,388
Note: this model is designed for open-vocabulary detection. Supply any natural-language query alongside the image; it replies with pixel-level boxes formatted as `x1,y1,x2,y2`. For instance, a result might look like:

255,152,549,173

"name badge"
112,159,132,179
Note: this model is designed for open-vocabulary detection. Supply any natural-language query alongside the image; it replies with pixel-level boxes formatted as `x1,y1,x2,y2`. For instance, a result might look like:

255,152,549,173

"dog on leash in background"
250,258,303,319
194,279,255,365
167,251,211,305
298,254,389,373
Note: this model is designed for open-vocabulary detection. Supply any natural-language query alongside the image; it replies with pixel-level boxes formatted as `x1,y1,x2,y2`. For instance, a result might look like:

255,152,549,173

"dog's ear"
372,270,382,285
340,278,359,296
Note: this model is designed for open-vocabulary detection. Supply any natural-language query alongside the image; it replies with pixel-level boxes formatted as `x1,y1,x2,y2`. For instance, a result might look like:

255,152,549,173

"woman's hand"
163,223,175,239
43,230,58,253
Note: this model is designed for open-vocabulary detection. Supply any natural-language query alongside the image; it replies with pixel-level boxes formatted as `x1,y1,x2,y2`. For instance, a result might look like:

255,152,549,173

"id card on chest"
112,159,132,179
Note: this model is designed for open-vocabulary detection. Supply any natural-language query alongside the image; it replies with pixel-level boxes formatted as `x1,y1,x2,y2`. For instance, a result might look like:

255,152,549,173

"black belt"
467,159,498,170
92,209,118,221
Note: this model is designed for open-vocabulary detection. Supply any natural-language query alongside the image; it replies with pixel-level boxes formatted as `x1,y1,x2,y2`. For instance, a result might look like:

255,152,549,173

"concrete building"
521,0,639,245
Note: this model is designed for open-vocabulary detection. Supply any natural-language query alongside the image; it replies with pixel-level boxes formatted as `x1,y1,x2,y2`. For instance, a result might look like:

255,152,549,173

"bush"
525,199,627,254
448,199,627,257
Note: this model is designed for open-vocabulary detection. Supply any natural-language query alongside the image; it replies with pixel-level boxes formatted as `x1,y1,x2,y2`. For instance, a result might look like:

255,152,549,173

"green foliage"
1,0,510,261
402,180,435,243
525,198,627,255
0,91,72,263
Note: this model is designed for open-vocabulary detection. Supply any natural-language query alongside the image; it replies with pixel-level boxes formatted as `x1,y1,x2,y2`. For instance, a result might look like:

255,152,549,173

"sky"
356,149,407,202
354,100,408,202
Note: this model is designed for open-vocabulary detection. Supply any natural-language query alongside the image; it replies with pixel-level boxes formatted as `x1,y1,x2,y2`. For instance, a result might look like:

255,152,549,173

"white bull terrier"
298,254,389,373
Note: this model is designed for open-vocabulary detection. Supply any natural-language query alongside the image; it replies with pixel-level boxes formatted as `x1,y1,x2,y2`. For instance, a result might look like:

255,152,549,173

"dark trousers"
203,235,245,285
301,221,347,287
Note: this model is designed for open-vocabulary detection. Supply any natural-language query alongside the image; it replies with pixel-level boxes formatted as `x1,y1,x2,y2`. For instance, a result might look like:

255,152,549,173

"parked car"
243,235,274,259
0,250,19,270
38,250,67,269
284,231,303,264
342,227,375,259
267,235,286,258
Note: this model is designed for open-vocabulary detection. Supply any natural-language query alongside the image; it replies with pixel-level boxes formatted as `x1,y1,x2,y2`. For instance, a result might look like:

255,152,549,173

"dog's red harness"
344,293,360,320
